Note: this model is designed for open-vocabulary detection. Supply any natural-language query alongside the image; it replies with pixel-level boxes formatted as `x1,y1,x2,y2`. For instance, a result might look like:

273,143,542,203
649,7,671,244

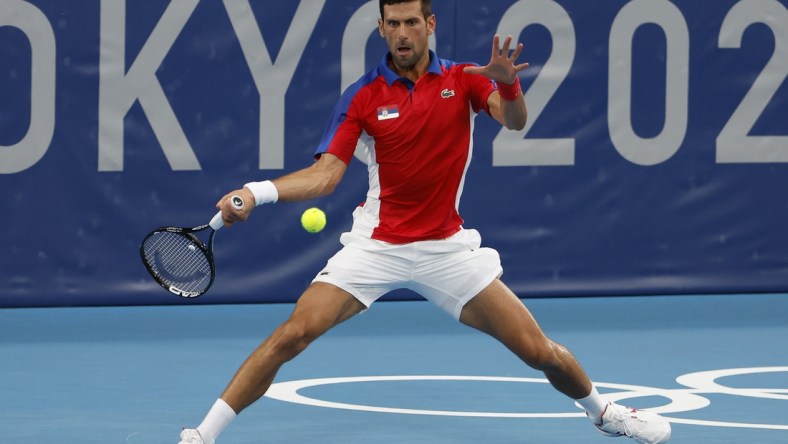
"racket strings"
142,231,212,293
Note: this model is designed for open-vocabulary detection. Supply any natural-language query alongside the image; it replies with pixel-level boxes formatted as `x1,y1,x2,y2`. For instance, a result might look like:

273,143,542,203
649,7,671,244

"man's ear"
426,14,435,35
378,18,385,37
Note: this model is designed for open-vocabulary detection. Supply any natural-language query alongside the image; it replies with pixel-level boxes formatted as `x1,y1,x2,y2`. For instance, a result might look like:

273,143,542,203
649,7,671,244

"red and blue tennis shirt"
315,51,496,244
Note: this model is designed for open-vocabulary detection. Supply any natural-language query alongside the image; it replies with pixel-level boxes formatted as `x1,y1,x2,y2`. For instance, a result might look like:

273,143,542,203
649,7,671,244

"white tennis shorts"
312,229,503,320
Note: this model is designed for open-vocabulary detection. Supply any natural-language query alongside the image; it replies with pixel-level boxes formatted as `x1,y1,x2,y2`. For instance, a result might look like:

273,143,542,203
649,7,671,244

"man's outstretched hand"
463,34,529,85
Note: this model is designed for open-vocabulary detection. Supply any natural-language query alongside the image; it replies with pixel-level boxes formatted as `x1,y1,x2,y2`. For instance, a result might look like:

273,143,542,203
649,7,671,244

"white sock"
575,386,607,424
196,398,237,444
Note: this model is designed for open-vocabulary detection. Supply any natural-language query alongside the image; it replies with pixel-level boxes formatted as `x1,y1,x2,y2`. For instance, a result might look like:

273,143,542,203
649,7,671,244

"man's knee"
271,319,320,361
513,336,563,371
522,337,567,371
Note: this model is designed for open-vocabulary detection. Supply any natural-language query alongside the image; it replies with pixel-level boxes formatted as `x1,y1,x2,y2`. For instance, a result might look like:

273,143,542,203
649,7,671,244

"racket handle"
209,211,224,231
209,194,245,231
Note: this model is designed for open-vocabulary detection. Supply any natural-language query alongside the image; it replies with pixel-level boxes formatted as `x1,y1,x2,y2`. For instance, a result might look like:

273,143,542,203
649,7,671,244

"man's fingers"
491,34,500,59
510,43,524,61
467,35,528,82
500,35,513,57
216,195,227,211
215,191,250,227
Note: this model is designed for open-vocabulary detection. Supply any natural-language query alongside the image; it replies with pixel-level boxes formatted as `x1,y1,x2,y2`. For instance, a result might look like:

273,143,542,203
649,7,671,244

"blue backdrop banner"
1,0,787,307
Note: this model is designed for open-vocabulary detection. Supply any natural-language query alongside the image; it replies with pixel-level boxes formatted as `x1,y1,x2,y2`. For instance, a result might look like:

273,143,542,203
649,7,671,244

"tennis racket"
140,195,244,298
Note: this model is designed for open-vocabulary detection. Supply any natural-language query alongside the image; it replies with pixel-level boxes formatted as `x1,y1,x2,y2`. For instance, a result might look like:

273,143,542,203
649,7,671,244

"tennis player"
178,1,671,443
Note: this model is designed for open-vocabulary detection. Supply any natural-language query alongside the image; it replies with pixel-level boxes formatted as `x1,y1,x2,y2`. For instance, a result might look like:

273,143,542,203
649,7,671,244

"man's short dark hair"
379,0,432,20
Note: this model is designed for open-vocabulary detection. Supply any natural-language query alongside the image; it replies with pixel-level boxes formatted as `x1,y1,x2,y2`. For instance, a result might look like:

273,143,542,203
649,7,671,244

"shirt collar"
380,50,442,86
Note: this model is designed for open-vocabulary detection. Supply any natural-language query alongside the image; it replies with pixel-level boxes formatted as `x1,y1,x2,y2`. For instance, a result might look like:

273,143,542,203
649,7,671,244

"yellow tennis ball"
301,207,326,233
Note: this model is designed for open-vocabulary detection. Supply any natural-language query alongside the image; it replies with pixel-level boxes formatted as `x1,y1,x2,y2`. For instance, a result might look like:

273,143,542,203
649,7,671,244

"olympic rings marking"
265,366,788,430
676,366,788,401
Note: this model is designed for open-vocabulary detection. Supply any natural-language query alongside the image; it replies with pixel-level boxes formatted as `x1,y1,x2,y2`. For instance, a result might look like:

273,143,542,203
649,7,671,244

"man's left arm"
488,82,527,131
464,34,529,130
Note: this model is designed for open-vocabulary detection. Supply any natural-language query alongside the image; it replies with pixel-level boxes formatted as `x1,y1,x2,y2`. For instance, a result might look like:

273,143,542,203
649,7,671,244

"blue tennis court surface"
1,293,786,443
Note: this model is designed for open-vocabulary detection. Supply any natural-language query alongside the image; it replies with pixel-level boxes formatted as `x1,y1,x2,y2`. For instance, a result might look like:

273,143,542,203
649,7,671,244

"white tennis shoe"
178,428,208,444
595,402,671,444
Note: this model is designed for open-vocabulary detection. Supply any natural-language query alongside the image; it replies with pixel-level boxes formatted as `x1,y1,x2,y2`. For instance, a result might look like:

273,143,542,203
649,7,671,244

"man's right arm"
217,153,347,226
272,153,347,202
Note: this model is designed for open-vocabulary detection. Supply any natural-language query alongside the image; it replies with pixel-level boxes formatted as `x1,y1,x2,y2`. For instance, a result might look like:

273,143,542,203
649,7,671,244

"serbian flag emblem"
377,105,399,120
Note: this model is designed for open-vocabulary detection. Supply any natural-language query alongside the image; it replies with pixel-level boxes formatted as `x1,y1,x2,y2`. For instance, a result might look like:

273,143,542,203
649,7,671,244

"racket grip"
209,211,224,231
209,194,245,231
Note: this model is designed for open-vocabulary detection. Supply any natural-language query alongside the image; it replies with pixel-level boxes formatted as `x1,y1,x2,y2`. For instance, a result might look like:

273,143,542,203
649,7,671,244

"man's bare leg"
221,282,366,411
459,278,592,399
184,282,366,444
459,279,672,443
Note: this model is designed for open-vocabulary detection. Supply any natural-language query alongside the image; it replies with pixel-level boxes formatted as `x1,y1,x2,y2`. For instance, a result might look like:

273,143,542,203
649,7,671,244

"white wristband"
244,180,279,206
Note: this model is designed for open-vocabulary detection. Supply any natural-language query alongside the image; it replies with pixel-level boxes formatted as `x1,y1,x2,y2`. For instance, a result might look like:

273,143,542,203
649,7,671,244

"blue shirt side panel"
314,68,380,159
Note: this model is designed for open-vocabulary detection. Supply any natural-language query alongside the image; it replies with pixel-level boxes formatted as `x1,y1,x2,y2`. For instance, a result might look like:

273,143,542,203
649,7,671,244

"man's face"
378,1,435,73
